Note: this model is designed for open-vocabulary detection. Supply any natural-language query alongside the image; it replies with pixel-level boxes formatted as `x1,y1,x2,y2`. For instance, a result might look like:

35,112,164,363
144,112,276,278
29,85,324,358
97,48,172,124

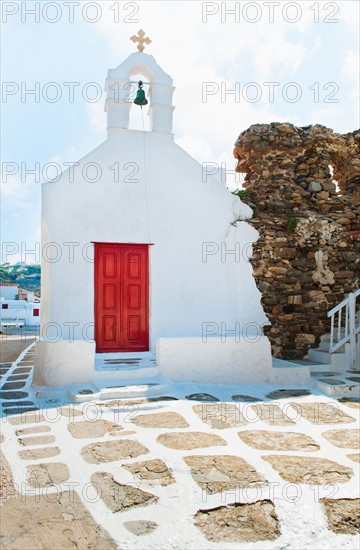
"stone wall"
233,123,360,359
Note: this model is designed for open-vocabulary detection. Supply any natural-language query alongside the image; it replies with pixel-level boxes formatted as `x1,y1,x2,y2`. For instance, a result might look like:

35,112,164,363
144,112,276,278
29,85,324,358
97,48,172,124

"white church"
34,31,273,387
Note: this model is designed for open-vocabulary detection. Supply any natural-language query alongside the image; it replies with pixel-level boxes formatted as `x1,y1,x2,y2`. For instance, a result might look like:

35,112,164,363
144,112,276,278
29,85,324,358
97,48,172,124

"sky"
1,0,359,264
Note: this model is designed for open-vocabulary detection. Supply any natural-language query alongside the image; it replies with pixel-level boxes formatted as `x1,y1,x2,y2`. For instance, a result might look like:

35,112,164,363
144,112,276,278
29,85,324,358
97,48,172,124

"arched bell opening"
105,52,175,135
128,73,151,132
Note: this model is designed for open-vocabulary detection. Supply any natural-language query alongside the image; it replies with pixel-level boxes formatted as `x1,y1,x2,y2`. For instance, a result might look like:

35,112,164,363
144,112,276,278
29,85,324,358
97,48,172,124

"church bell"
134,80,148,107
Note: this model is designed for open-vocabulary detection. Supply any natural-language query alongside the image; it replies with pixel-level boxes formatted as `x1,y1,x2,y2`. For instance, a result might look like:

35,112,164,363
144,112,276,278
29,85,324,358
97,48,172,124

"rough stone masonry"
233,122,360,360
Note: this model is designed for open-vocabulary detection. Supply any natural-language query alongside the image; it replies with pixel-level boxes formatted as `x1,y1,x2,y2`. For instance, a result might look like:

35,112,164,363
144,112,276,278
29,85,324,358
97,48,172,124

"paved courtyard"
0,343,359,549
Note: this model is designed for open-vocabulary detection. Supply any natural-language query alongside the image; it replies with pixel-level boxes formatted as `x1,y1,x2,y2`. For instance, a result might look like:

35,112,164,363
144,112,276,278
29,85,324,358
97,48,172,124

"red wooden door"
94,244,149,352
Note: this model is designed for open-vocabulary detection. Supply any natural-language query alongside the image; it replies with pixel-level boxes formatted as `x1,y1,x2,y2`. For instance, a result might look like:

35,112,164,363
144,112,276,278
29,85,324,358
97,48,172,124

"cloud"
1,174,33,201
88,0,357,164
343,50,360,81
1,152,72,207
340,1,360,31
252,33,307,80
1,0,358,253
86,100,107,134
310,105,341,128
342,49,360,124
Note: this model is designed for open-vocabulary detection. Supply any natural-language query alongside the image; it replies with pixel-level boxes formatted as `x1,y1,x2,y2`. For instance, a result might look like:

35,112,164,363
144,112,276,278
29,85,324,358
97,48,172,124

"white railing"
328,289,360,370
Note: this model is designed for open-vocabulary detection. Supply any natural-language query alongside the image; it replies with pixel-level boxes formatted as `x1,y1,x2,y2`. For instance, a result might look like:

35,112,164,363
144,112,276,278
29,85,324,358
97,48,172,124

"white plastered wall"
35,52,271,386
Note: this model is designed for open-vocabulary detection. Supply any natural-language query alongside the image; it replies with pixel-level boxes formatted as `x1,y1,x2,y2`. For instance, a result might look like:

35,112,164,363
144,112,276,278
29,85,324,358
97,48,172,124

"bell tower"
105,30,175,135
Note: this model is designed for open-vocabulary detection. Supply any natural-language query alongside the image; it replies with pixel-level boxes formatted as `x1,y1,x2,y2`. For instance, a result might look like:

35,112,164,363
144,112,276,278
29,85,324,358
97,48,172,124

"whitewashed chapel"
35,32,272,386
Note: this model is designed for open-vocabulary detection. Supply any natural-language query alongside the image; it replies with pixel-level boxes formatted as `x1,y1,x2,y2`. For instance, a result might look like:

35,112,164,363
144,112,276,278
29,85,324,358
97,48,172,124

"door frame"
93,242,152,353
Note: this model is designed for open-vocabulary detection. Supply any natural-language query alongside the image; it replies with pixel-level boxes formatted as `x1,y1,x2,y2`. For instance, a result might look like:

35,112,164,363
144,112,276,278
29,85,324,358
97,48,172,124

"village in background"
0,262,41,330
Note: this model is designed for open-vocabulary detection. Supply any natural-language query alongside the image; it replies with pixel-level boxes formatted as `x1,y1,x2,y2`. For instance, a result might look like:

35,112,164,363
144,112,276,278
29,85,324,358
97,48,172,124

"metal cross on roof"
130,29,151,52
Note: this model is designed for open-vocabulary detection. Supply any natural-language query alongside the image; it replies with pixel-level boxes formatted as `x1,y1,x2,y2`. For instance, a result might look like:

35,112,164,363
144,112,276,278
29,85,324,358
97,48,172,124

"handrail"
327,289,360,370
327,288,360,317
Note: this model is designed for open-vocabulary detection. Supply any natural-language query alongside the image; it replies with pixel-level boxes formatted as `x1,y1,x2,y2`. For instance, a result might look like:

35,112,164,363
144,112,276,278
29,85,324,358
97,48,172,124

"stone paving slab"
7,375,29,381
13,368,32,374
289,401,356,424
265,389,311,399
8,413,46,425
131,411,189,429
262,455,354,484
0,491,117,549
184,455,267,494
251,403,295,425
16,425,51,436
18,435,56,447
123,520,158,536
3,407,39,415
68,420,123,439
81,439,149,464
321,498,360,535
347,453,360,463
123,458,175,486
0,391,29,400
27,462,70,487
194,500,280,543
238,430,320,451
193,403,248,429
231,394,261,402
322,429,360,449
157,431,227,450
59,406,83,417
346,377,360,385
18,447,61,460
91,471,158,512
185,393,219,402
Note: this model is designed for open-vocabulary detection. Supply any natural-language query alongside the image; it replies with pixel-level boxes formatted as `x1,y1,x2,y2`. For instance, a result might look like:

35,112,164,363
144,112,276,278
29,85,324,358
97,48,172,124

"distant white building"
0,300,40,327
35,33,272,387
0,284,40,327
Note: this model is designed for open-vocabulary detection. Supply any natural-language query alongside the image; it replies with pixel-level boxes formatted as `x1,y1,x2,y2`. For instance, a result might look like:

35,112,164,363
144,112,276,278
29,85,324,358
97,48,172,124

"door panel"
128,285,141,309
95,246,120,351
95,244,149,352
103,315,116,342
121,247,148,350
103,284,117,309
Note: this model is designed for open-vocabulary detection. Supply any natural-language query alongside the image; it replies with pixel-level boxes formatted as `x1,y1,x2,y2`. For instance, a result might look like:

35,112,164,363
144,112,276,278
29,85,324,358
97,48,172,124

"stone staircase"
289,290,360,397
68,381,171,403
269,327,360,398
93,352,159,380
307,333,360,397
67,352,170,403
71,338,360,401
